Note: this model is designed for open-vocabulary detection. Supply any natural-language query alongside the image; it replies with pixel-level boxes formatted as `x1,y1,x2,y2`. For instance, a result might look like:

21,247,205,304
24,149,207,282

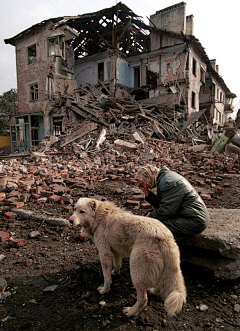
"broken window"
191,91,196,108
192,58,197,76
98,62,104,81
220,91,223,102
134,67,140,87
28,44,36,64
200,68,205,84
53,117,63,136
29,83,38,101
48,37,65,58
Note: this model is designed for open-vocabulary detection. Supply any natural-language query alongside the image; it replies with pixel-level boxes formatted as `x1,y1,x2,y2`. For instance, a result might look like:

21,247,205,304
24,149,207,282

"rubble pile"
0,119,239,214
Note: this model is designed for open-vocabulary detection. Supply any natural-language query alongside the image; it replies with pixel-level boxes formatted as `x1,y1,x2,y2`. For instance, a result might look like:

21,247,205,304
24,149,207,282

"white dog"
71,197,186,317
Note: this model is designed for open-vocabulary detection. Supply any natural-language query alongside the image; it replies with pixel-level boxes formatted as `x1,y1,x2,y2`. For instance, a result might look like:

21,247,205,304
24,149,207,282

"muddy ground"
0,174,240,331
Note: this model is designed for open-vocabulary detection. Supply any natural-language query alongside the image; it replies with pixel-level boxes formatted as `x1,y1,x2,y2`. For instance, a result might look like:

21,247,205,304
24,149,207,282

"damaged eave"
4,17,64,46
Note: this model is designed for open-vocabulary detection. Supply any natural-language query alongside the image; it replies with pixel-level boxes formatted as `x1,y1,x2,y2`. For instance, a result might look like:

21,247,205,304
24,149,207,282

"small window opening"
192,58,197,76
98,62,104,81
28,44,36,64
134,67,140,88
30,83,38,101
191,91,196,108
200,68,205,83
53,117,63,136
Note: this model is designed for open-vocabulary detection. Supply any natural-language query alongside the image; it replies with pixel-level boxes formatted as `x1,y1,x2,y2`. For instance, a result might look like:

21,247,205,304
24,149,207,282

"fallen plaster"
184,208,240,280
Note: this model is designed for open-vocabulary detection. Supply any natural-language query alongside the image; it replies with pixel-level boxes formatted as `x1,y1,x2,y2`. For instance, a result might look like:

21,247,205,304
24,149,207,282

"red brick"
12,239,25,247
222,183,232,188
31,193,41,199
115,188,124,194
126,200,140,206
141,202,152,209
7,191,20,198
60,196,73,205
10,201,25,209
49,195,61,202
5,197,18,204
200,194,212,200
0,231,10,242
4,212,17,219
132,194,145,201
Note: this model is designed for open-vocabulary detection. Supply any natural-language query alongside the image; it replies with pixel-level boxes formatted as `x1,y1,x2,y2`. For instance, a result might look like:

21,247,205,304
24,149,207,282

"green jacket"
146,166,210,230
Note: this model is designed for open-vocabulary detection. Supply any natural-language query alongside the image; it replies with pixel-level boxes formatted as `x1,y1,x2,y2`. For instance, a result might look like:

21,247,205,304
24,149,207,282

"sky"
0,0,239,113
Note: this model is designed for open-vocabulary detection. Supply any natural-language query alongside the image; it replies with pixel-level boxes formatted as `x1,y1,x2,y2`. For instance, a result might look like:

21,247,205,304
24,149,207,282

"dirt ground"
0,173,240,331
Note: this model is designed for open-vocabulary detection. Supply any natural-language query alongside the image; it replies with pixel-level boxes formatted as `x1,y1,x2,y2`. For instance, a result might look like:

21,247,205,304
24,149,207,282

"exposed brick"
0,231,10,242
132,194,145,201
10,201,25,209
115,188,124,194
141,202,152,209
222,183,232,188
5,197,18,204
200,194,212,200
31,193,41,199
49,195,62,202
126,200,140,206
12,239,25,247
60,196,73,205
4,212,17,219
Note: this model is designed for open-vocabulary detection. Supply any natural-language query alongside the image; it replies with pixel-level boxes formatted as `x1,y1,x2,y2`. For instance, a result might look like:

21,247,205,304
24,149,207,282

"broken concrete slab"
10,208,70,226
184,208,240,280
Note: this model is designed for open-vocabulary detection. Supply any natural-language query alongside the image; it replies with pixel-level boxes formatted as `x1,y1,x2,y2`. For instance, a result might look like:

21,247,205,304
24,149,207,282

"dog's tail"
164,289,186,316
159,240,187,316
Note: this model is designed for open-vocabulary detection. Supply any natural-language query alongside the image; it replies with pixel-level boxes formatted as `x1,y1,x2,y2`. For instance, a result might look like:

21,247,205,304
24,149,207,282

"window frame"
191,91,196,108
27,43,37,64
29,83,39,101
192,57,197,76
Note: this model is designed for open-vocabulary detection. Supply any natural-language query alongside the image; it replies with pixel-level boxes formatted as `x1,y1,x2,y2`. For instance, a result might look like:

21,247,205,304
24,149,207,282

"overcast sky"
1,0,239,111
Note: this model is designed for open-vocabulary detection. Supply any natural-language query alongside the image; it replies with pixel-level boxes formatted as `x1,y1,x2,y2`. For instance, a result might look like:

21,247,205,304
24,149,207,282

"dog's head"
71,197,99,237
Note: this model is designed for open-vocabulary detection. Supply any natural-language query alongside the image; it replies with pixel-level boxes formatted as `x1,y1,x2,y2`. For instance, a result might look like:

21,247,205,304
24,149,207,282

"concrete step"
183,208,240,279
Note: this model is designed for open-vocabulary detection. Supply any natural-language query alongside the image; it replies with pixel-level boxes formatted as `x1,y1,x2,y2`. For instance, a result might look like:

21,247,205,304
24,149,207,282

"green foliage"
0,88,17,135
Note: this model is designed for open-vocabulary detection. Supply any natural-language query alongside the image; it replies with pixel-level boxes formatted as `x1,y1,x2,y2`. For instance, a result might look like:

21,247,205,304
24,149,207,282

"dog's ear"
89,200,97,212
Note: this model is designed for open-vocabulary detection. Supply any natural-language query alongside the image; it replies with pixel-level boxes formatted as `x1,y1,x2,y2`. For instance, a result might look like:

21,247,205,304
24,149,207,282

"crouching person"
135,164,210,242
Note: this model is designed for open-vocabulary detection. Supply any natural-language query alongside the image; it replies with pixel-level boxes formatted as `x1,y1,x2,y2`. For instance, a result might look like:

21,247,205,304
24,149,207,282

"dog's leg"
98,252,113,294
123,285,148,317
112,254,122,275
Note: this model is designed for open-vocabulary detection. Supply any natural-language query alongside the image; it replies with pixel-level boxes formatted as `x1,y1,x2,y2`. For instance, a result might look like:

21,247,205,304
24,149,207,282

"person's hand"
145,212,151,217
137,180,150,197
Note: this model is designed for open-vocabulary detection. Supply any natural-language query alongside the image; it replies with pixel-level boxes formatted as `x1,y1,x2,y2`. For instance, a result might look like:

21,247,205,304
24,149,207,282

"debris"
29,231,41,239
42,285,59,292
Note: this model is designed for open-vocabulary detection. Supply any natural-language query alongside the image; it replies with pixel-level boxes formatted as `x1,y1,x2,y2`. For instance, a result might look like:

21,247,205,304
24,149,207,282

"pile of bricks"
0,137,238,213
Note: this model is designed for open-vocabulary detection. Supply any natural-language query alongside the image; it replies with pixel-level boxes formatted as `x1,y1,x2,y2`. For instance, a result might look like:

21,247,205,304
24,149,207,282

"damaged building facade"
5,2,236,152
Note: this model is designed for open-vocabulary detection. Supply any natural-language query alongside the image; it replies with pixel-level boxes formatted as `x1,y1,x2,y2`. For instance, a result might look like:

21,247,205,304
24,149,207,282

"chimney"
150,2,186,34
210,59,216,71
186,15,194,35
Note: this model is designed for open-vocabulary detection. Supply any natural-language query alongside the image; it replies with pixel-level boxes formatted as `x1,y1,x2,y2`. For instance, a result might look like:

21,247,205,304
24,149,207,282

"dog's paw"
98,285,110,294
112,268,120,275
123,307,135,317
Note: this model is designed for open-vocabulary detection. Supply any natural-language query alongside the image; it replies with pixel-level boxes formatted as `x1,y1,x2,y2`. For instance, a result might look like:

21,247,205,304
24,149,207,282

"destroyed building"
4,2,236,152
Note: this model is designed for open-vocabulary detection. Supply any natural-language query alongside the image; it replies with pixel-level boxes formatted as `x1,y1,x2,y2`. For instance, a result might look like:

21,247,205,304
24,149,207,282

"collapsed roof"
4,2,235,97
5,2,151,58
